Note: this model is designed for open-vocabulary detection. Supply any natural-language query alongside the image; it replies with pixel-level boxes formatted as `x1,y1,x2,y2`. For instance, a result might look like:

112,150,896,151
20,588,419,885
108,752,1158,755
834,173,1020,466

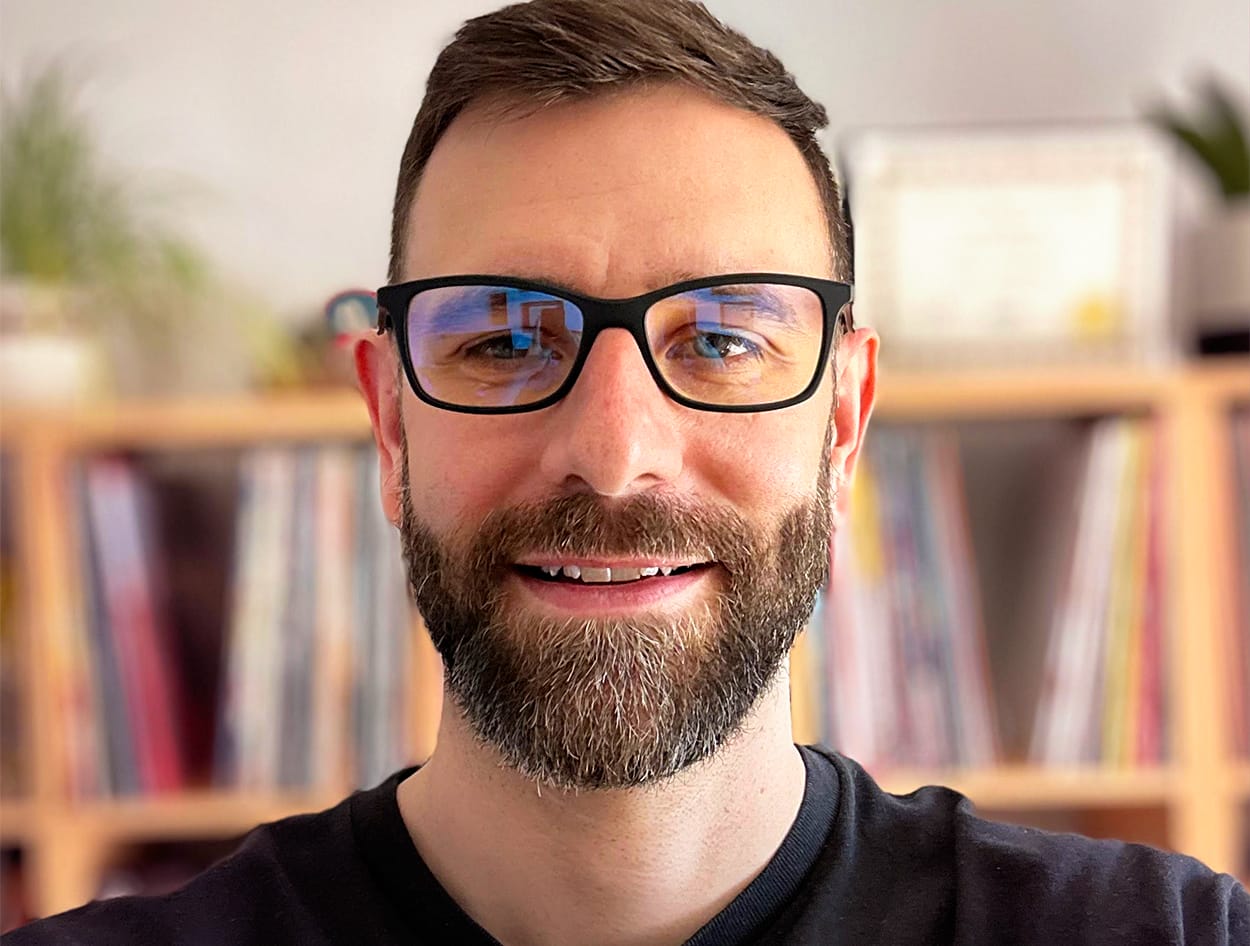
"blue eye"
464,330,566,364
682,332,763,362
700,334,755,359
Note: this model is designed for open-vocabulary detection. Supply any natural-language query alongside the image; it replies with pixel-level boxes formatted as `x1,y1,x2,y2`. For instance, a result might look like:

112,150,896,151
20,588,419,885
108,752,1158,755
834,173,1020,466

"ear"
829,327,879,523
354,329,405,527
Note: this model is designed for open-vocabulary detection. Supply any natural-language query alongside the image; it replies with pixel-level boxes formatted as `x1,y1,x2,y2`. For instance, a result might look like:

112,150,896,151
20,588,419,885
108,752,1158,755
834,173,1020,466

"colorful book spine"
217,443,415,792
311,446,358,793
1232,414,1250,756
278,450,319,789
819,427,998,770
1030,418,1166,767
82,460,184,794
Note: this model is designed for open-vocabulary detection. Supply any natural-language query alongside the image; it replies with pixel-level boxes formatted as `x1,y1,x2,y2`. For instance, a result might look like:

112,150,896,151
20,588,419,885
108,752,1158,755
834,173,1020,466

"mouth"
507,552,720,612
513,561,714,585
508,558,718,615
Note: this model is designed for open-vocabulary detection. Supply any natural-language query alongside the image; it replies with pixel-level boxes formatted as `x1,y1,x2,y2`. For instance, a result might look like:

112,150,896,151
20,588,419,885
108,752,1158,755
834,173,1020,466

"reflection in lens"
408,286,583,408
645,284,823,406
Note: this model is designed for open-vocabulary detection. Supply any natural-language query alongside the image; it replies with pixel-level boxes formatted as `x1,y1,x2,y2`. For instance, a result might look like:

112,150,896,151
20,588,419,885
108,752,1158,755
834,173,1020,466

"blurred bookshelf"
0,358,1247,920
792,357,1250,885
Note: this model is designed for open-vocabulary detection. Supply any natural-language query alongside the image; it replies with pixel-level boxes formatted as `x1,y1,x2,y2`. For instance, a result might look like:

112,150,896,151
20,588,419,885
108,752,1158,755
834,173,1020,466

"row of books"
57,459,186,797
806,418,1169,770
51,445,414,798
214,445,413,792
39,415,1225,795
808,427,999,770
1029,418,1167,767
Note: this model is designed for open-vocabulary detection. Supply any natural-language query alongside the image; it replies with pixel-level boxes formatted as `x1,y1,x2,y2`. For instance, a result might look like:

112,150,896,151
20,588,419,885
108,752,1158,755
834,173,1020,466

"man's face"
381,84,870,789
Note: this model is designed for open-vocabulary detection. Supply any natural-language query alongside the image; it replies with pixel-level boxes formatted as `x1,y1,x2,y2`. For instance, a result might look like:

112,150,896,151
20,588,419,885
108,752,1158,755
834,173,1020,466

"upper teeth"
537,564,682,582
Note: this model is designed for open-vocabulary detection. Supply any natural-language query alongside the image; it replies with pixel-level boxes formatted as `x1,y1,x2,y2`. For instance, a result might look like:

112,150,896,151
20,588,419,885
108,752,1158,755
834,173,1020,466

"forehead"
403,84,831,296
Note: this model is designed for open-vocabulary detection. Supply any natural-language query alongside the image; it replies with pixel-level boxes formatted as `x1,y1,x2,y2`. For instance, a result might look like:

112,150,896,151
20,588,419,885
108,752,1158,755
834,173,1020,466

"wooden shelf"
1233,764,1250,801
0,797,38,846
5,791,343,847
1189,358,1250,404
0,769,1186,848
872,766,1178,809
62,789,342,842
0,360,1244,451
0,387,371,450
876,360,1249,421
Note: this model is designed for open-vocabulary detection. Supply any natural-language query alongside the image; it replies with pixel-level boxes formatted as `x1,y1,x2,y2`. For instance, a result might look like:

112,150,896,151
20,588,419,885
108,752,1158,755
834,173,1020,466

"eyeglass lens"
405,283,825,409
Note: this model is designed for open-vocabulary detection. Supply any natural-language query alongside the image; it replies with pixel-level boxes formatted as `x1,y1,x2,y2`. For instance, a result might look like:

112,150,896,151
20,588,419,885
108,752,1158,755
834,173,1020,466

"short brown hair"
388,0,850,284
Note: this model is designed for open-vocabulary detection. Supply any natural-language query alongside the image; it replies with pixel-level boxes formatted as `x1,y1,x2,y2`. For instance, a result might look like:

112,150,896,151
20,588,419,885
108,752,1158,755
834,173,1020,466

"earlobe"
829,328,879,520
353,332,405,527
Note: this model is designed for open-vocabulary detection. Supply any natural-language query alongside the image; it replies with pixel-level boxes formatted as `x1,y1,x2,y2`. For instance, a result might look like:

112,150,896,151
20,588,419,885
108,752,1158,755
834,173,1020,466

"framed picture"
843,125,1181,369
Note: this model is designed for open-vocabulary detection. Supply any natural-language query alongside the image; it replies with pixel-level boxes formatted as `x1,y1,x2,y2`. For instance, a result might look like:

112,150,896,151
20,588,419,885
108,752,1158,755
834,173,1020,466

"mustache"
453,491,763,577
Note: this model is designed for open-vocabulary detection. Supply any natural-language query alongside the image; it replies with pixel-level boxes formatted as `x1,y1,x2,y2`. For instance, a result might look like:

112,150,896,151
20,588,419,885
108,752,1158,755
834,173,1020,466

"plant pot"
0,281,105,403
1192,198,1250,355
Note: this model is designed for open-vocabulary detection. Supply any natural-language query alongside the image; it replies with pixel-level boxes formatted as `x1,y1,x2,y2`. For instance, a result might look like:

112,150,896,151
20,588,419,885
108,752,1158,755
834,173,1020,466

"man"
8,1,1248,944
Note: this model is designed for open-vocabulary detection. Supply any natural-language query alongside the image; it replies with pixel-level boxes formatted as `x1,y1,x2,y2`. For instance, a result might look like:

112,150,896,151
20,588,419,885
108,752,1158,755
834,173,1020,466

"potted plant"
1,63,268,400
1150,78,1250,355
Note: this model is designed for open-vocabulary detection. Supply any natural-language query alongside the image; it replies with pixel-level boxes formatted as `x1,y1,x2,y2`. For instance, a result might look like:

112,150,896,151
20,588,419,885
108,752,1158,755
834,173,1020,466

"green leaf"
1148,78,1250,199
1201,79,1250,196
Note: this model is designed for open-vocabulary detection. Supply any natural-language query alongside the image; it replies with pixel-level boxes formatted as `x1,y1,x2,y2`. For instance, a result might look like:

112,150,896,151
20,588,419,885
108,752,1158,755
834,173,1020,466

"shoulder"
947,804,1248,944
3,801,353,946
808,748,1250,945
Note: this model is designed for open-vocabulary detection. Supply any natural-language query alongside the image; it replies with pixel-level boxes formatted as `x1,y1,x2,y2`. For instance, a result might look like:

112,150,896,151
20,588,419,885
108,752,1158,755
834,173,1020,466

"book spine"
277,449,318,789
60,468,103,798
1100,421,1146,765
84,462,159,792
215,451,258,786
1032,422,1116,765
311,446,357,793
929,432,998,767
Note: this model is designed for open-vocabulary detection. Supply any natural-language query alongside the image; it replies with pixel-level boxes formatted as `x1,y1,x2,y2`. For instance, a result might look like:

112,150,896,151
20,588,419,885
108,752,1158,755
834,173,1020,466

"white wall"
3,0,1246,318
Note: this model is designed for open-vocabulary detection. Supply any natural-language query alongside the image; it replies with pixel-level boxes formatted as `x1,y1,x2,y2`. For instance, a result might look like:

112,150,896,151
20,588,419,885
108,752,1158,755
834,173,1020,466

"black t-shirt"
6,747,1247,945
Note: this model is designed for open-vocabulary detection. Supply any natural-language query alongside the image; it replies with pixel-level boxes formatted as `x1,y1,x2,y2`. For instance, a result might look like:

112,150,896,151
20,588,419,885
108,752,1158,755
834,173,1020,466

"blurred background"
1,0,1247,322
1,0,1248,930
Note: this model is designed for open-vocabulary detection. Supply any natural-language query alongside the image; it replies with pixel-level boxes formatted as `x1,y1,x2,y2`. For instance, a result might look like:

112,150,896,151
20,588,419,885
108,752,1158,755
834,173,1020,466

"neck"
396,665,805,946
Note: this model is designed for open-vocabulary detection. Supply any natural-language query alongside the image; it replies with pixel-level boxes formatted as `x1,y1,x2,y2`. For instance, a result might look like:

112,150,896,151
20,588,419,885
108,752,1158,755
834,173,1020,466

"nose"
538,328,685,497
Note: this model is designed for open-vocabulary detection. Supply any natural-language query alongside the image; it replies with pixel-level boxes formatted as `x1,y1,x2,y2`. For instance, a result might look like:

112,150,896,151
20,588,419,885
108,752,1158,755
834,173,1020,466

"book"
216,443,415,792
1135,428,1167,765
277,450,319,788
311,446,358,793
216,448,296,790
1101,422,1148,764
77,470,136,796
819,427,998,769
82,459,185,794
56,468,103,798
928,432,998,767
1232,413,1250,756
1030,418,1166,766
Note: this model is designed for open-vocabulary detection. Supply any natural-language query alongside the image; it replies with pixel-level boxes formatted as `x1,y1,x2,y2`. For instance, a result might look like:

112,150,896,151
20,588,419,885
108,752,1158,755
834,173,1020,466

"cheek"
402,410,529,533
696,408,827,516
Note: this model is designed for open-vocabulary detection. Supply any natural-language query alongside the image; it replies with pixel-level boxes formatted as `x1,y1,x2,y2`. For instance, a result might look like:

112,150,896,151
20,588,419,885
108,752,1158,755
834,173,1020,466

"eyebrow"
688,284,801,327
420,286,514,333
420,285,582,334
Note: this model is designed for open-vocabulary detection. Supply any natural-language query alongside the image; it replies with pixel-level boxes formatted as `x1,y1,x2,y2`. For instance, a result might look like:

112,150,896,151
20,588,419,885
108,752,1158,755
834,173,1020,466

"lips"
511,560,716,616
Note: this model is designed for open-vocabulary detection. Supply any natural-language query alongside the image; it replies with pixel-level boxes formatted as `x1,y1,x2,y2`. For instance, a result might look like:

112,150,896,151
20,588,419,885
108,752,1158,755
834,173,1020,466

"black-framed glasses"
376,273,853,414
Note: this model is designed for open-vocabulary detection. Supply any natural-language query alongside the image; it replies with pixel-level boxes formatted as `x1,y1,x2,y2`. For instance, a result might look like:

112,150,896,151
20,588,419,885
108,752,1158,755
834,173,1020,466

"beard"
398,434,834,791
